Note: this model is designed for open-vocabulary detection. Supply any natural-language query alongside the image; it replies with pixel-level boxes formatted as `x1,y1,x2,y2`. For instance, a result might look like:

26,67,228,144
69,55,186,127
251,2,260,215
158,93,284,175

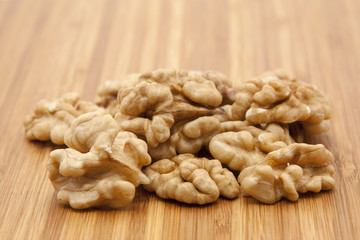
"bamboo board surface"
0,0,360,239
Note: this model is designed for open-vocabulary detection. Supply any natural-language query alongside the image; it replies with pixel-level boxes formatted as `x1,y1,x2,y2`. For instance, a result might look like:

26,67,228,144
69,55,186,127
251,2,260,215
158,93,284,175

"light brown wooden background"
0,0,359,239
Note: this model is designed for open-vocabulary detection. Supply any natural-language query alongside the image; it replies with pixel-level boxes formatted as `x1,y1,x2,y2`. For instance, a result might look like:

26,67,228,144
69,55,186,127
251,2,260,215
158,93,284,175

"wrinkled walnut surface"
117,69,236,149
143,154,239,204
48,129,151,209
209,123,294,171
96,74,140,116
48,111,151,209
24,69,336,208
24,92,101,145
238,143,335,204
148,116,221,160
230,71,332,134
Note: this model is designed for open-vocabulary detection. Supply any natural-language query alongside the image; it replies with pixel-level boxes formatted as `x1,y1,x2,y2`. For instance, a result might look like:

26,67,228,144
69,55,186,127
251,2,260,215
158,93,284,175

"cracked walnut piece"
231,71,332,134
209,123,294,171
48,130,151,209
24,92,101,145
117,69,235,148
48,111,151,209
136,69,236,105
95,73,139,116
143,154,239,204
147,116,221,160
238,143,335,204
64,111,119,155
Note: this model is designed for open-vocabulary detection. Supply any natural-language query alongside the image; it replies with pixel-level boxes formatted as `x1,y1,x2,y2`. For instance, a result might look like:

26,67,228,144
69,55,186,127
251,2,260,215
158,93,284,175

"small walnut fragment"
238,143,335,204
230,71,332,134
48,130,151,209
24,92,101,145
143,154,239,204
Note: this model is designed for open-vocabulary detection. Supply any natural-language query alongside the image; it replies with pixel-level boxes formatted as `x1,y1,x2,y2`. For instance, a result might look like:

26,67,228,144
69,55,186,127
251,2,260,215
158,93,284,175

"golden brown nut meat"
117,69,236,149
24,92,101,145
119,80,174,116
64,111,119,155
24,68,337,208
48,131,151,209
143,154,239,204
238,143,335,204
209,123,294,170
95,74,139,116
119,113,175,148
148,116,221,160
137,69,236,106
117,80,175,147
230,71,332,132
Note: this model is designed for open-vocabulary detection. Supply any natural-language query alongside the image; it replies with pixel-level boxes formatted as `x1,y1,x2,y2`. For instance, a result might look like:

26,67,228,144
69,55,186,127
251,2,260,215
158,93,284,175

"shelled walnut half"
230,71,332,134
24,92,102,145
209,123,294,171
238,143,335,204
48,111,151,209
143,154,239,205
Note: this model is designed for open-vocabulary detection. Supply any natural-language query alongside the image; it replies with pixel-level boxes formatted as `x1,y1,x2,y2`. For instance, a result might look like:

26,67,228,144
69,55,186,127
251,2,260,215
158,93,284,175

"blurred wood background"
0,0,359,239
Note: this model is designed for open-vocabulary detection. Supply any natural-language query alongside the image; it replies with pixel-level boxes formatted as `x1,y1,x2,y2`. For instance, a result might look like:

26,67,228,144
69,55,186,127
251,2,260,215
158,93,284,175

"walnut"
230,71,332,131
48,131,151,209
209,131,266,171
119,80,173,116
95,74,139,116
117,69,234,149
230,82,260,120
24,92,101,145
120,69,236,114
123,98,216,149
212,105,233,122
202,71,236,105
143,154,239,204
209,123,294,170
155,99,215,121
218,119,251,132
238,143,335,204
137,69,235,106
117,80,175,146
182,77,222,107
64,111,119,155
148,116,221,160
118,113,175,148
24,68,336,208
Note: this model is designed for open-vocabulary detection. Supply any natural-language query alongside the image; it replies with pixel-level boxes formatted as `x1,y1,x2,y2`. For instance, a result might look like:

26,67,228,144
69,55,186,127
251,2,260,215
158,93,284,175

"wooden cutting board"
0,0,359,239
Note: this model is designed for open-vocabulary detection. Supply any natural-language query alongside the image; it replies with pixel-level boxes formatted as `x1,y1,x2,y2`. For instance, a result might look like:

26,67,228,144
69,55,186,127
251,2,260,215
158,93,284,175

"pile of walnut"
24,69,335,209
